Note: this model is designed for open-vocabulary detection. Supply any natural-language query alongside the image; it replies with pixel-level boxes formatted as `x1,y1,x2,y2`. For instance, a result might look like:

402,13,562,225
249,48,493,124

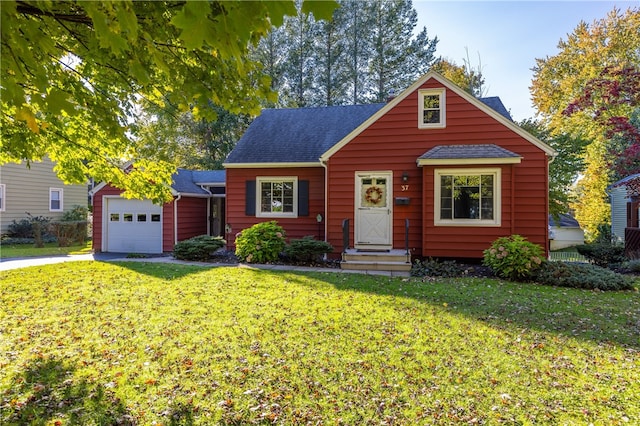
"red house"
224,71,556,270
91,169,226,254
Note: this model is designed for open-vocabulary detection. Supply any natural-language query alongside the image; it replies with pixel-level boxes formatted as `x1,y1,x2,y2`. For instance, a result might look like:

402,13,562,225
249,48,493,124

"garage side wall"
92,186,124,252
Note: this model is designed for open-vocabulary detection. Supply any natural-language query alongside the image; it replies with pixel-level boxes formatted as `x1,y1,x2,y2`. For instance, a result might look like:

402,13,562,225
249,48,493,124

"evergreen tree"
368,0,438,102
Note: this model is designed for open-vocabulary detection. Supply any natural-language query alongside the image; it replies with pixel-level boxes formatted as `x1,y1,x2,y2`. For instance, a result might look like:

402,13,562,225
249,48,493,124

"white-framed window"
418,88,446,129
49,188,63,212
434,168,501,226
256,177,298,218
0,184,5,212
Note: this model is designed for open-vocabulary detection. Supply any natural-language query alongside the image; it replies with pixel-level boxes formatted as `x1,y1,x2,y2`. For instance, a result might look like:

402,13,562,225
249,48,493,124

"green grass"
0,241,92,258
1,262,638,425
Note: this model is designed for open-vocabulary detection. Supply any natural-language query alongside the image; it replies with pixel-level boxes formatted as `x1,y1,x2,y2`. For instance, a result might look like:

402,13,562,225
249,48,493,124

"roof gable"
320,71,556,161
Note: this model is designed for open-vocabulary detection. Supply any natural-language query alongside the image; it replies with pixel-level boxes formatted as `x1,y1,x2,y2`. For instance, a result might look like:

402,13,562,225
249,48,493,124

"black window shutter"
245,180,256,216
298,180,309,216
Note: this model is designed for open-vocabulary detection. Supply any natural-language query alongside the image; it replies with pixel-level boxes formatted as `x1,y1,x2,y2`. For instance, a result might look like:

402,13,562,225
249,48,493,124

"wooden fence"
548,251,588,263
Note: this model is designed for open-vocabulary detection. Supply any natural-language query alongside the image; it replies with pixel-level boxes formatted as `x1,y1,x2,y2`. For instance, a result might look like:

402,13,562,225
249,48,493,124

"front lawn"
0,241,92,258
1,262,638,424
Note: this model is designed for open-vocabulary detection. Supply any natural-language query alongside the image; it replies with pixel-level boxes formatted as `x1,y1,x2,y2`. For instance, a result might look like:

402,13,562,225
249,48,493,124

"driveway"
0,253,129,271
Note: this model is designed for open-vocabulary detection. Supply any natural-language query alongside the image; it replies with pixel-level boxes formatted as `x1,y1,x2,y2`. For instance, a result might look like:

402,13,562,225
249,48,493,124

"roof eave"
417,157,522,166
223,162,322,169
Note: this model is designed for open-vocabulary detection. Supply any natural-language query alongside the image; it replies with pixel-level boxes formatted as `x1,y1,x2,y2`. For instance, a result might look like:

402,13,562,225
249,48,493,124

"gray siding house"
0,157,87,234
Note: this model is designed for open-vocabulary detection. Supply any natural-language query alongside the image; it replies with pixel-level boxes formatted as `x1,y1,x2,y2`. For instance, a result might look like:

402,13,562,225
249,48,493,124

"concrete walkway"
0,253,411,277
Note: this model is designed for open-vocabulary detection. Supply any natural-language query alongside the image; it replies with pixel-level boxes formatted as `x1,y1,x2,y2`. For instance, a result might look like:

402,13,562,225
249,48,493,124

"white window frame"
434,168,501,226
0,184,5,212
418,88,446,129
49,187,63,212
256,176,298,218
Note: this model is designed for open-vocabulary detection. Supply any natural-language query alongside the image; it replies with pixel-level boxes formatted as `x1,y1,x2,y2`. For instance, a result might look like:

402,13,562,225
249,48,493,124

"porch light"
402,171,409,183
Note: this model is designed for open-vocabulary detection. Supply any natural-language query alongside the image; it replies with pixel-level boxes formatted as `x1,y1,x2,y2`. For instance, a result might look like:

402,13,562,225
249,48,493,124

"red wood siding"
92,184,207,253
162,202,174,252
326,78,549,259
176,197,208,241
91,185,123,252
225,167,326,250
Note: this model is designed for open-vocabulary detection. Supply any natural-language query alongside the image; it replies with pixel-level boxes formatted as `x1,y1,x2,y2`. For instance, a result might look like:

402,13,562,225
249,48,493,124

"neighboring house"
608,174,640,243
549,214,584,250
224,71,556,268
91,169,225,254
0,157,87,235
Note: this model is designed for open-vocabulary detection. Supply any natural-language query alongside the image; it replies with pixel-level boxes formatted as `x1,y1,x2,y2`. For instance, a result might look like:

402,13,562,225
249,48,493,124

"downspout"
321,159,329,243
174,194,182,245
511,165,516,235
546,154,556,255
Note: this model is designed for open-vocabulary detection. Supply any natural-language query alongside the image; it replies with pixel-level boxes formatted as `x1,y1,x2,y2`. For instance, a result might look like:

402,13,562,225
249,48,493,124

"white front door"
355,172,392,248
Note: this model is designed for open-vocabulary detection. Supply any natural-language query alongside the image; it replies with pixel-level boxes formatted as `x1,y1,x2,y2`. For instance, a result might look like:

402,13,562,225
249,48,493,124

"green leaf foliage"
235,221,286,263
483,235,545,282
284,236,333,263
1,1,337,202
173,235,226,261
535,261,636,291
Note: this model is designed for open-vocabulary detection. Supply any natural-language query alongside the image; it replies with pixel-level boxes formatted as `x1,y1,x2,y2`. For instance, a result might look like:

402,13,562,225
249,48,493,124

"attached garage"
105,197,163,253
91,169,226,254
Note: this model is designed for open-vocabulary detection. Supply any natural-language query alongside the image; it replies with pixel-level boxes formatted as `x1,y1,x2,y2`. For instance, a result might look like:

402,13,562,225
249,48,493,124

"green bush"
284,236,333,263
576,243,626,268
411,257,467,278
483,235,544,282
7,213,50,239
535,261,636,291
49,221,89,246
235,221,286,263
62,205,88,221
173,235,226,261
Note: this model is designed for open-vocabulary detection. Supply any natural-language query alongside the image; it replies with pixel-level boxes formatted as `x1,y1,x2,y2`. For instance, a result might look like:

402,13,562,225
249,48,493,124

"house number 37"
401,185,409,191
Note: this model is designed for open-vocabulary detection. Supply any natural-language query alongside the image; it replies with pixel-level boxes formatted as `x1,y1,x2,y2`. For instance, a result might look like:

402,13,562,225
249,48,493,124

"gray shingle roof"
172,168,225,195
418,144,521,160
225,104,386,164
479,97,512,121
225,97,513,165
549,214,581,228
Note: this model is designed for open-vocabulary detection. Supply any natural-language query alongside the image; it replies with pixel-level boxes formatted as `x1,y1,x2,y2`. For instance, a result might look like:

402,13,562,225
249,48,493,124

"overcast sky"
413,1,635,121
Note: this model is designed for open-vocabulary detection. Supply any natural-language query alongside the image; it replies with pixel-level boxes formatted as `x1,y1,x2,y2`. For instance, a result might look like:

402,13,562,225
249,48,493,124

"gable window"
0,184,5,212
49,188,63,212
434,168,500,226
418,89,446,129
257,177,298,217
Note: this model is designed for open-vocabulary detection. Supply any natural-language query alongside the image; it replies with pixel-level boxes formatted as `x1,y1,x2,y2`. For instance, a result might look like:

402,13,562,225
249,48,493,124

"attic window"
418,89,446,129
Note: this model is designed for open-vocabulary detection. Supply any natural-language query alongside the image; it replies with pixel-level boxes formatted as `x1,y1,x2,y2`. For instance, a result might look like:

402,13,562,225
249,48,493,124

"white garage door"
106,198,163,254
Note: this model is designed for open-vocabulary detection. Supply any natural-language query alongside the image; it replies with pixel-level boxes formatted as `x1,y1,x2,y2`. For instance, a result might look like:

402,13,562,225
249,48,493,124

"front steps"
341,248,412,275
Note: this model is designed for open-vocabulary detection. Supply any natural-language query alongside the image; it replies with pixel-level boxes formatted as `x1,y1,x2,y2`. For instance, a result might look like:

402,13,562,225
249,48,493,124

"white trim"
49,187,63,212
418,88,446,129
256,176,298,218
434,168,502,227
418,157,521,166
320,70,556,161
223,162,321,169
0,183,5,212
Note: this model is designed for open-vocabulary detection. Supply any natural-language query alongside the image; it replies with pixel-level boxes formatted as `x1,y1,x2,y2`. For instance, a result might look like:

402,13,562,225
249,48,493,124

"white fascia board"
223,162,322,168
